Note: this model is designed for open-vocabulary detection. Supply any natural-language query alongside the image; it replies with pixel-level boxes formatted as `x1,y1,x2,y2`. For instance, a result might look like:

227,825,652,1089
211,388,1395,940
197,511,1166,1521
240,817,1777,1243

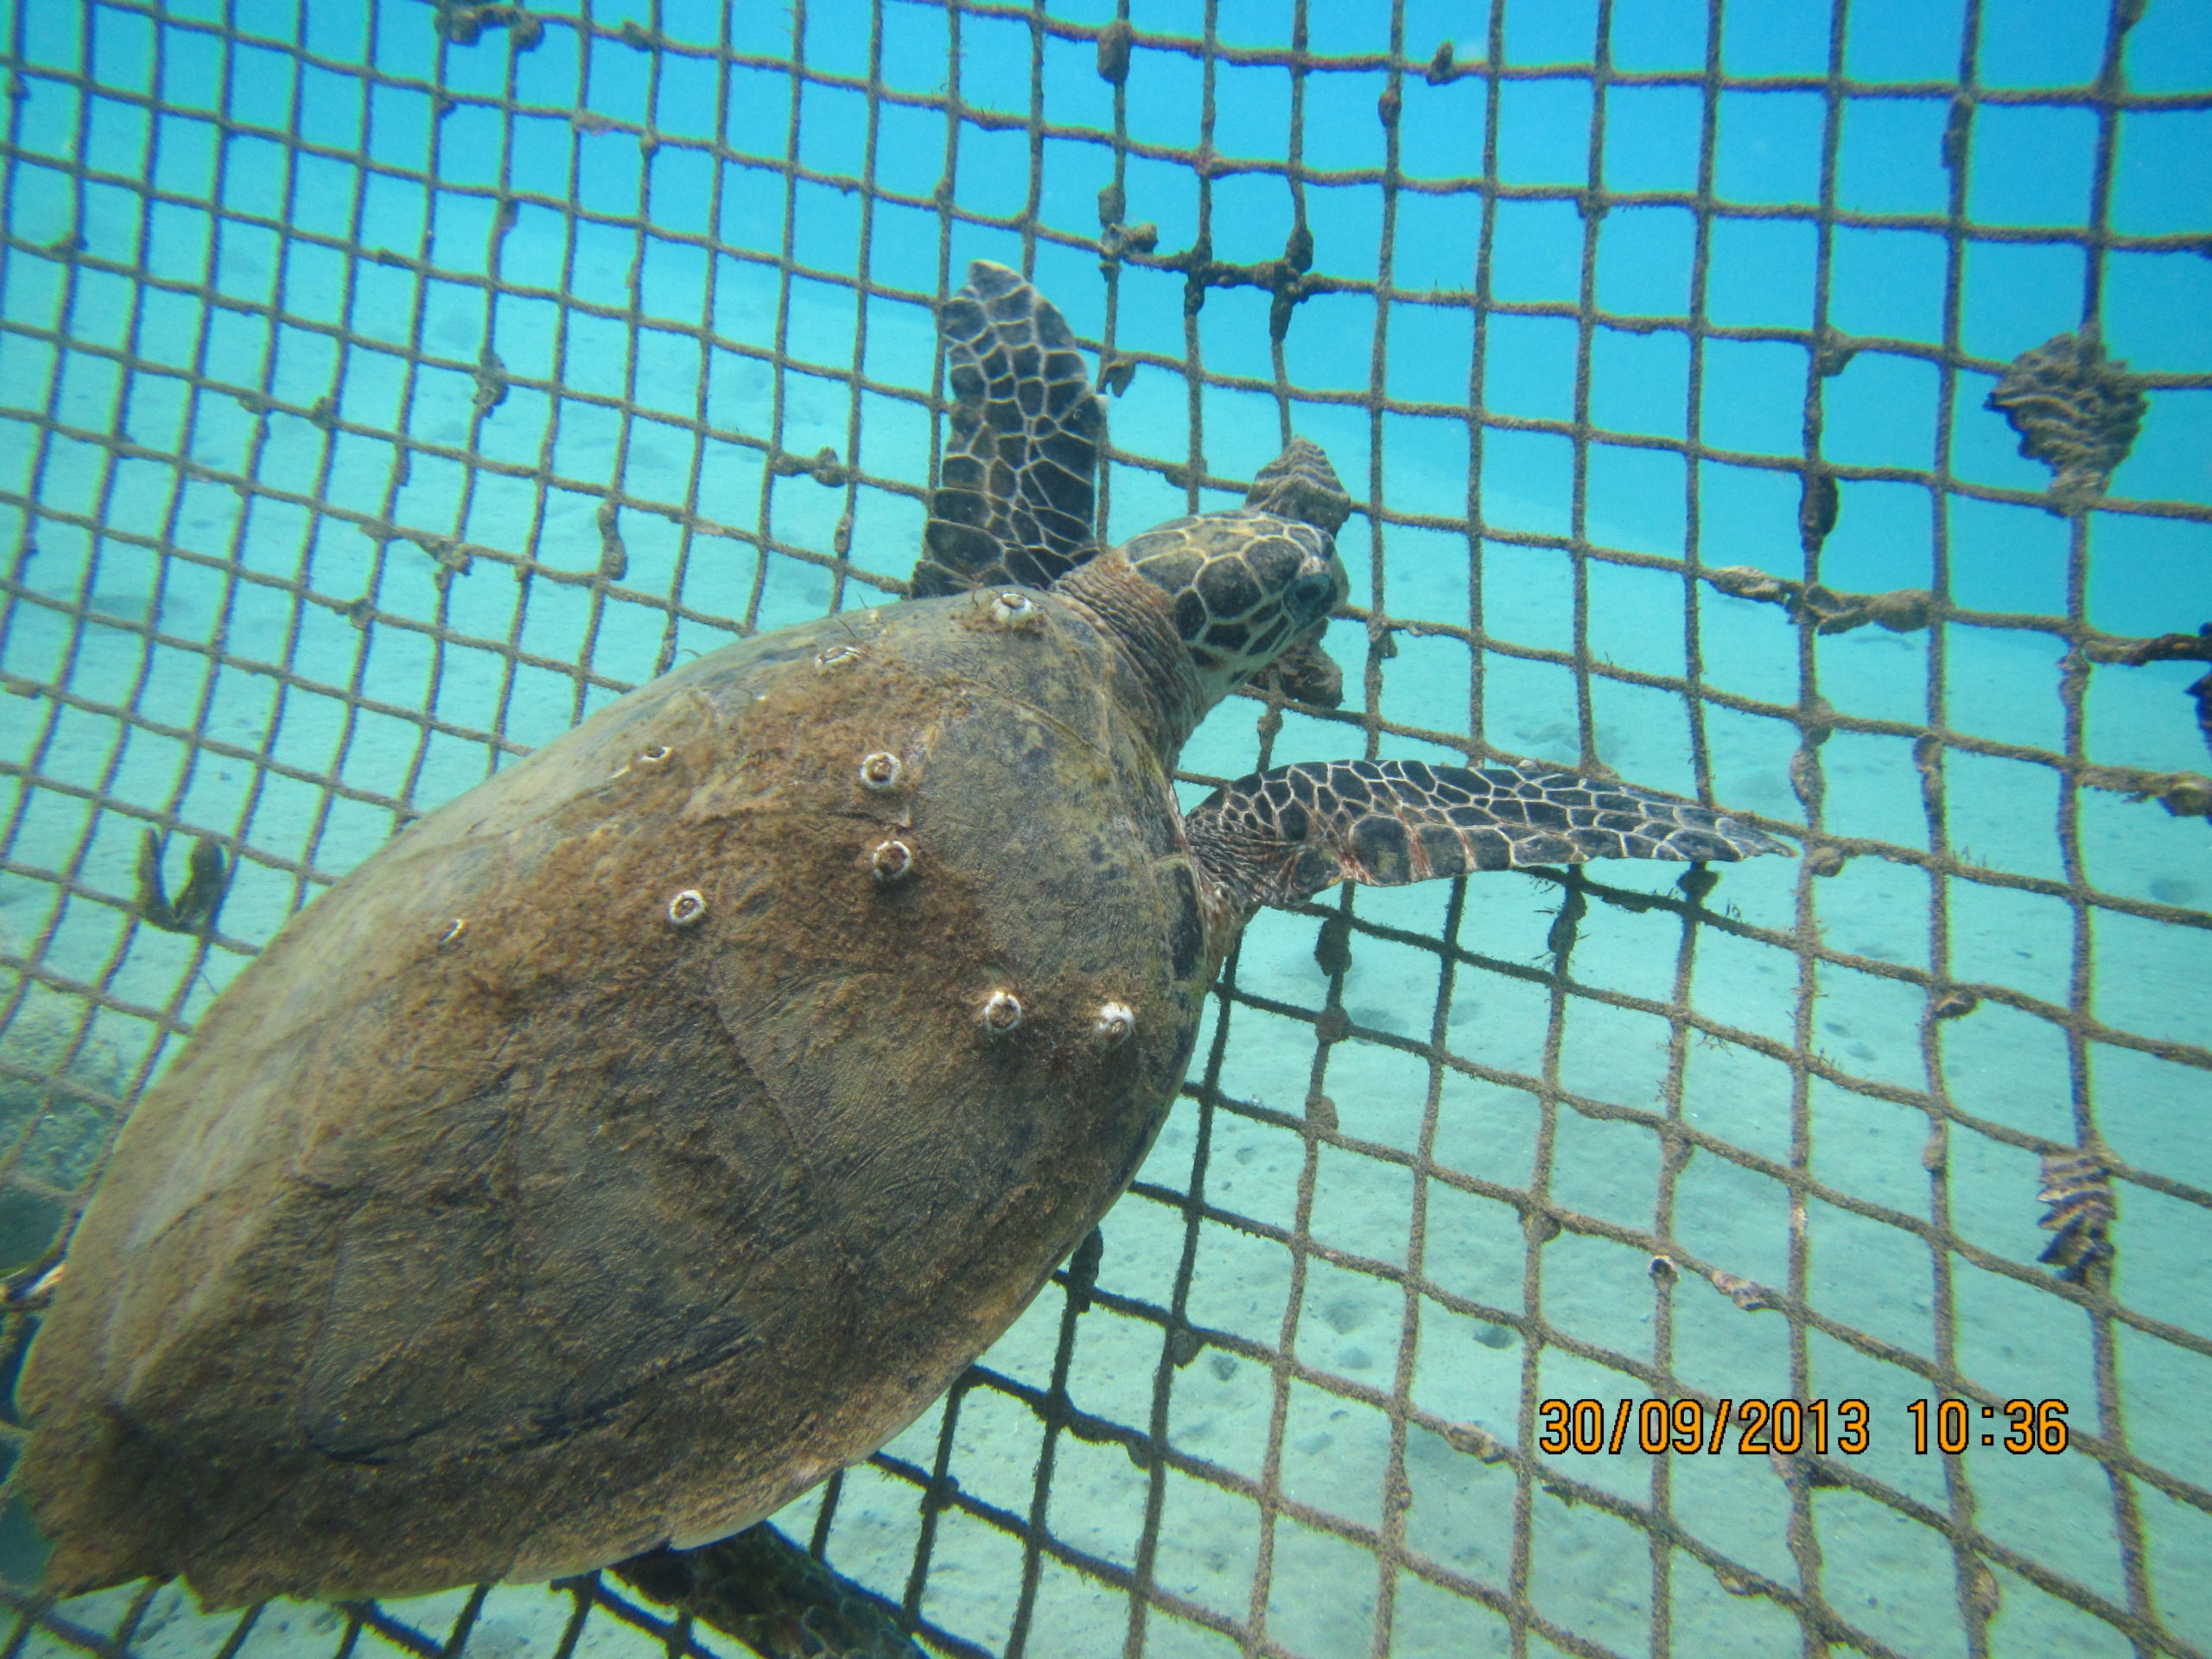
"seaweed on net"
1985,327,2148,512
2036,1147,2118,1287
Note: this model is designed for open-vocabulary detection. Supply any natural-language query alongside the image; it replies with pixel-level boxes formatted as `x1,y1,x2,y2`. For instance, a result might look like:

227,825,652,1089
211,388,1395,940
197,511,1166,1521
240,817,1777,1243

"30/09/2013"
1534,1397,2071,1457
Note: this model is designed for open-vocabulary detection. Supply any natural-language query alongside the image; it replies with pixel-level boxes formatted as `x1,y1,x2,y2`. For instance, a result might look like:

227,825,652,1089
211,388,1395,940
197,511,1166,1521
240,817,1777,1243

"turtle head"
1122,439,1353,710
1122,519,1345,708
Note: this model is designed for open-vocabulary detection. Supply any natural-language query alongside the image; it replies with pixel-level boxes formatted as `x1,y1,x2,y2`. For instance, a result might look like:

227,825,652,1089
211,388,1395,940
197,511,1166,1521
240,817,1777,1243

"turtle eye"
1288,568,1338,617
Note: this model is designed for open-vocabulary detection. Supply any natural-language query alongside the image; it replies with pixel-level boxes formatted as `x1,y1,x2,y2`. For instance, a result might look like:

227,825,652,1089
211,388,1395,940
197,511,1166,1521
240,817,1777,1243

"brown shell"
20,591,1215,1606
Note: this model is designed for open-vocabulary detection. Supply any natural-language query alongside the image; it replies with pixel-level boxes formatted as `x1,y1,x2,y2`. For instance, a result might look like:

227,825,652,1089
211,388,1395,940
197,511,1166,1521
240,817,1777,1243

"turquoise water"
2,2,2209,1656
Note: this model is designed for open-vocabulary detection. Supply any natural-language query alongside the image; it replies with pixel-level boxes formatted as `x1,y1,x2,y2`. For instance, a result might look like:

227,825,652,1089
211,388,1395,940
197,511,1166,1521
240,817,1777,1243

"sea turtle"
21,264,1789,1619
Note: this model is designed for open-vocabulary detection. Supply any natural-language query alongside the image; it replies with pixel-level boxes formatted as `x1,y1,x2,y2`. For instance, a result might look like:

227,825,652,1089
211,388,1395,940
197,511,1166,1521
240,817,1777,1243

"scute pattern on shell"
1185,760,1795,911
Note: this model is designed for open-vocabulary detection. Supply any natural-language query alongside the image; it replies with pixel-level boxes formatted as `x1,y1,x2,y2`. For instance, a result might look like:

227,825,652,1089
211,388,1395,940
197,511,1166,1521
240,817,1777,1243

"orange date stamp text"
1534,1397,2069,1456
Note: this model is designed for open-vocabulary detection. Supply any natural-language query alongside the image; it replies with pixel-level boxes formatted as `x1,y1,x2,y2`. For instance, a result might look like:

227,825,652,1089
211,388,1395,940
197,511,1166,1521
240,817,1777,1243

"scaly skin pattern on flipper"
1184,759,1796,917
1240,436,1352,535
913,264,1107,596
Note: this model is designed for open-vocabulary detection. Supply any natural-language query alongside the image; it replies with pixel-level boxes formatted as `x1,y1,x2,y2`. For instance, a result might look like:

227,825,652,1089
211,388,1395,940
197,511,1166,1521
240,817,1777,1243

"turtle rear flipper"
913,262,1107,597
1242,436,1352,534
1185,759,1794,913
613,1523,923,1659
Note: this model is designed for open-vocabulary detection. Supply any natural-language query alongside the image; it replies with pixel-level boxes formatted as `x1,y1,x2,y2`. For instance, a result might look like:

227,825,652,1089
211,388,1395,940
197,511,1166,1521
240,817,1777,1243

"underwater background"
1,0,2209,1656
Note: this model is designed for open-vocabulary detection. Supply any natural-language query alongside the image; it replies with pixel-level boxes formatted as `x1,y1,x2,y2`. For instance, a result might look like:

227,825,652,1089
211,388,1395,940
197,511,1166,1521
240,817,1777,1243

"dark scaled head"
1123,440,1352,709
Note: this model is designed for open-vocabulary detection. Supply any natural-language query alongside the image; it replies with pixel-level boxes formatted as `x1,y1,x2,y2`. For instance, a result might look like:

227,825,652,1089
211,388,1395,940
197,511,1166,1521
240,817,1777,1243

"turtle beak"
1252,637,1344,709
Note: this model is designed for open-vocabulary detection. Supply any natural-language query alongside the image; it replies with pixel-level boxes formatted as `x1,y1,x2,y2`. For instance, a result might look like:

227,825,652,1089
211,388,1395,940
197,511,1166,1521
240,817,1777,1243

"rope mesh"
2,2,2209,1656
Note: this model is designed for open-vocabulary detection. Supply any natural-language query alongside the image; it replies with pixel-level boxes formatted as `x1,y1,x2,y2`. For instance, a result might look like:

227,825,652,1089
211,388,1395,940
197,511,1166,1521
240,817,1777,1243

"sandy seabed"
4,210,2209,1659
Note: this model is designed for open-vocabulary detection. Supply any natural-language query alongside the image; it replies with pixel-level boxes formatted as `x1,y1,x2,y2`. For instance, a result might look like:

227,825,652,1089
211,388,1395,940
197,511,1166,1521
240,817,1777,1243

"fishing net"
2,2,2209,1656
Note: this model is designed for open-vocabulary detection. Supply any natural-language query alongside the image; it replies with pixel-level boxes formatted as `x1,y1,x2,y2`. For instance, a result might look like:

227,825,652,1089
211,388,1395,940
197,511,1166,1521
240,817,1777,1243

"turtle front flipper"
1185,760,1794,913
913,262,1108,598
613,1523,924,1659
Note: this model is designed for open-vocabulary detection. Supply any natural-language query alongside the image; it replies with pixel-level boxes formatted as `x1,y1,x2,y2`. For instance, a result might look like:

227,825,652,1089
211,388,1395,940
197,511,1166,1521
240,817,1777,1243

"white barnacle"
981,988,1024,1034
858,751,902,791
870,837,914,883
1092,1001,1135,1045
815,644,861,671
437,918,467,948
666,888,709,928
989,590,1038,629
638,744,674,766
